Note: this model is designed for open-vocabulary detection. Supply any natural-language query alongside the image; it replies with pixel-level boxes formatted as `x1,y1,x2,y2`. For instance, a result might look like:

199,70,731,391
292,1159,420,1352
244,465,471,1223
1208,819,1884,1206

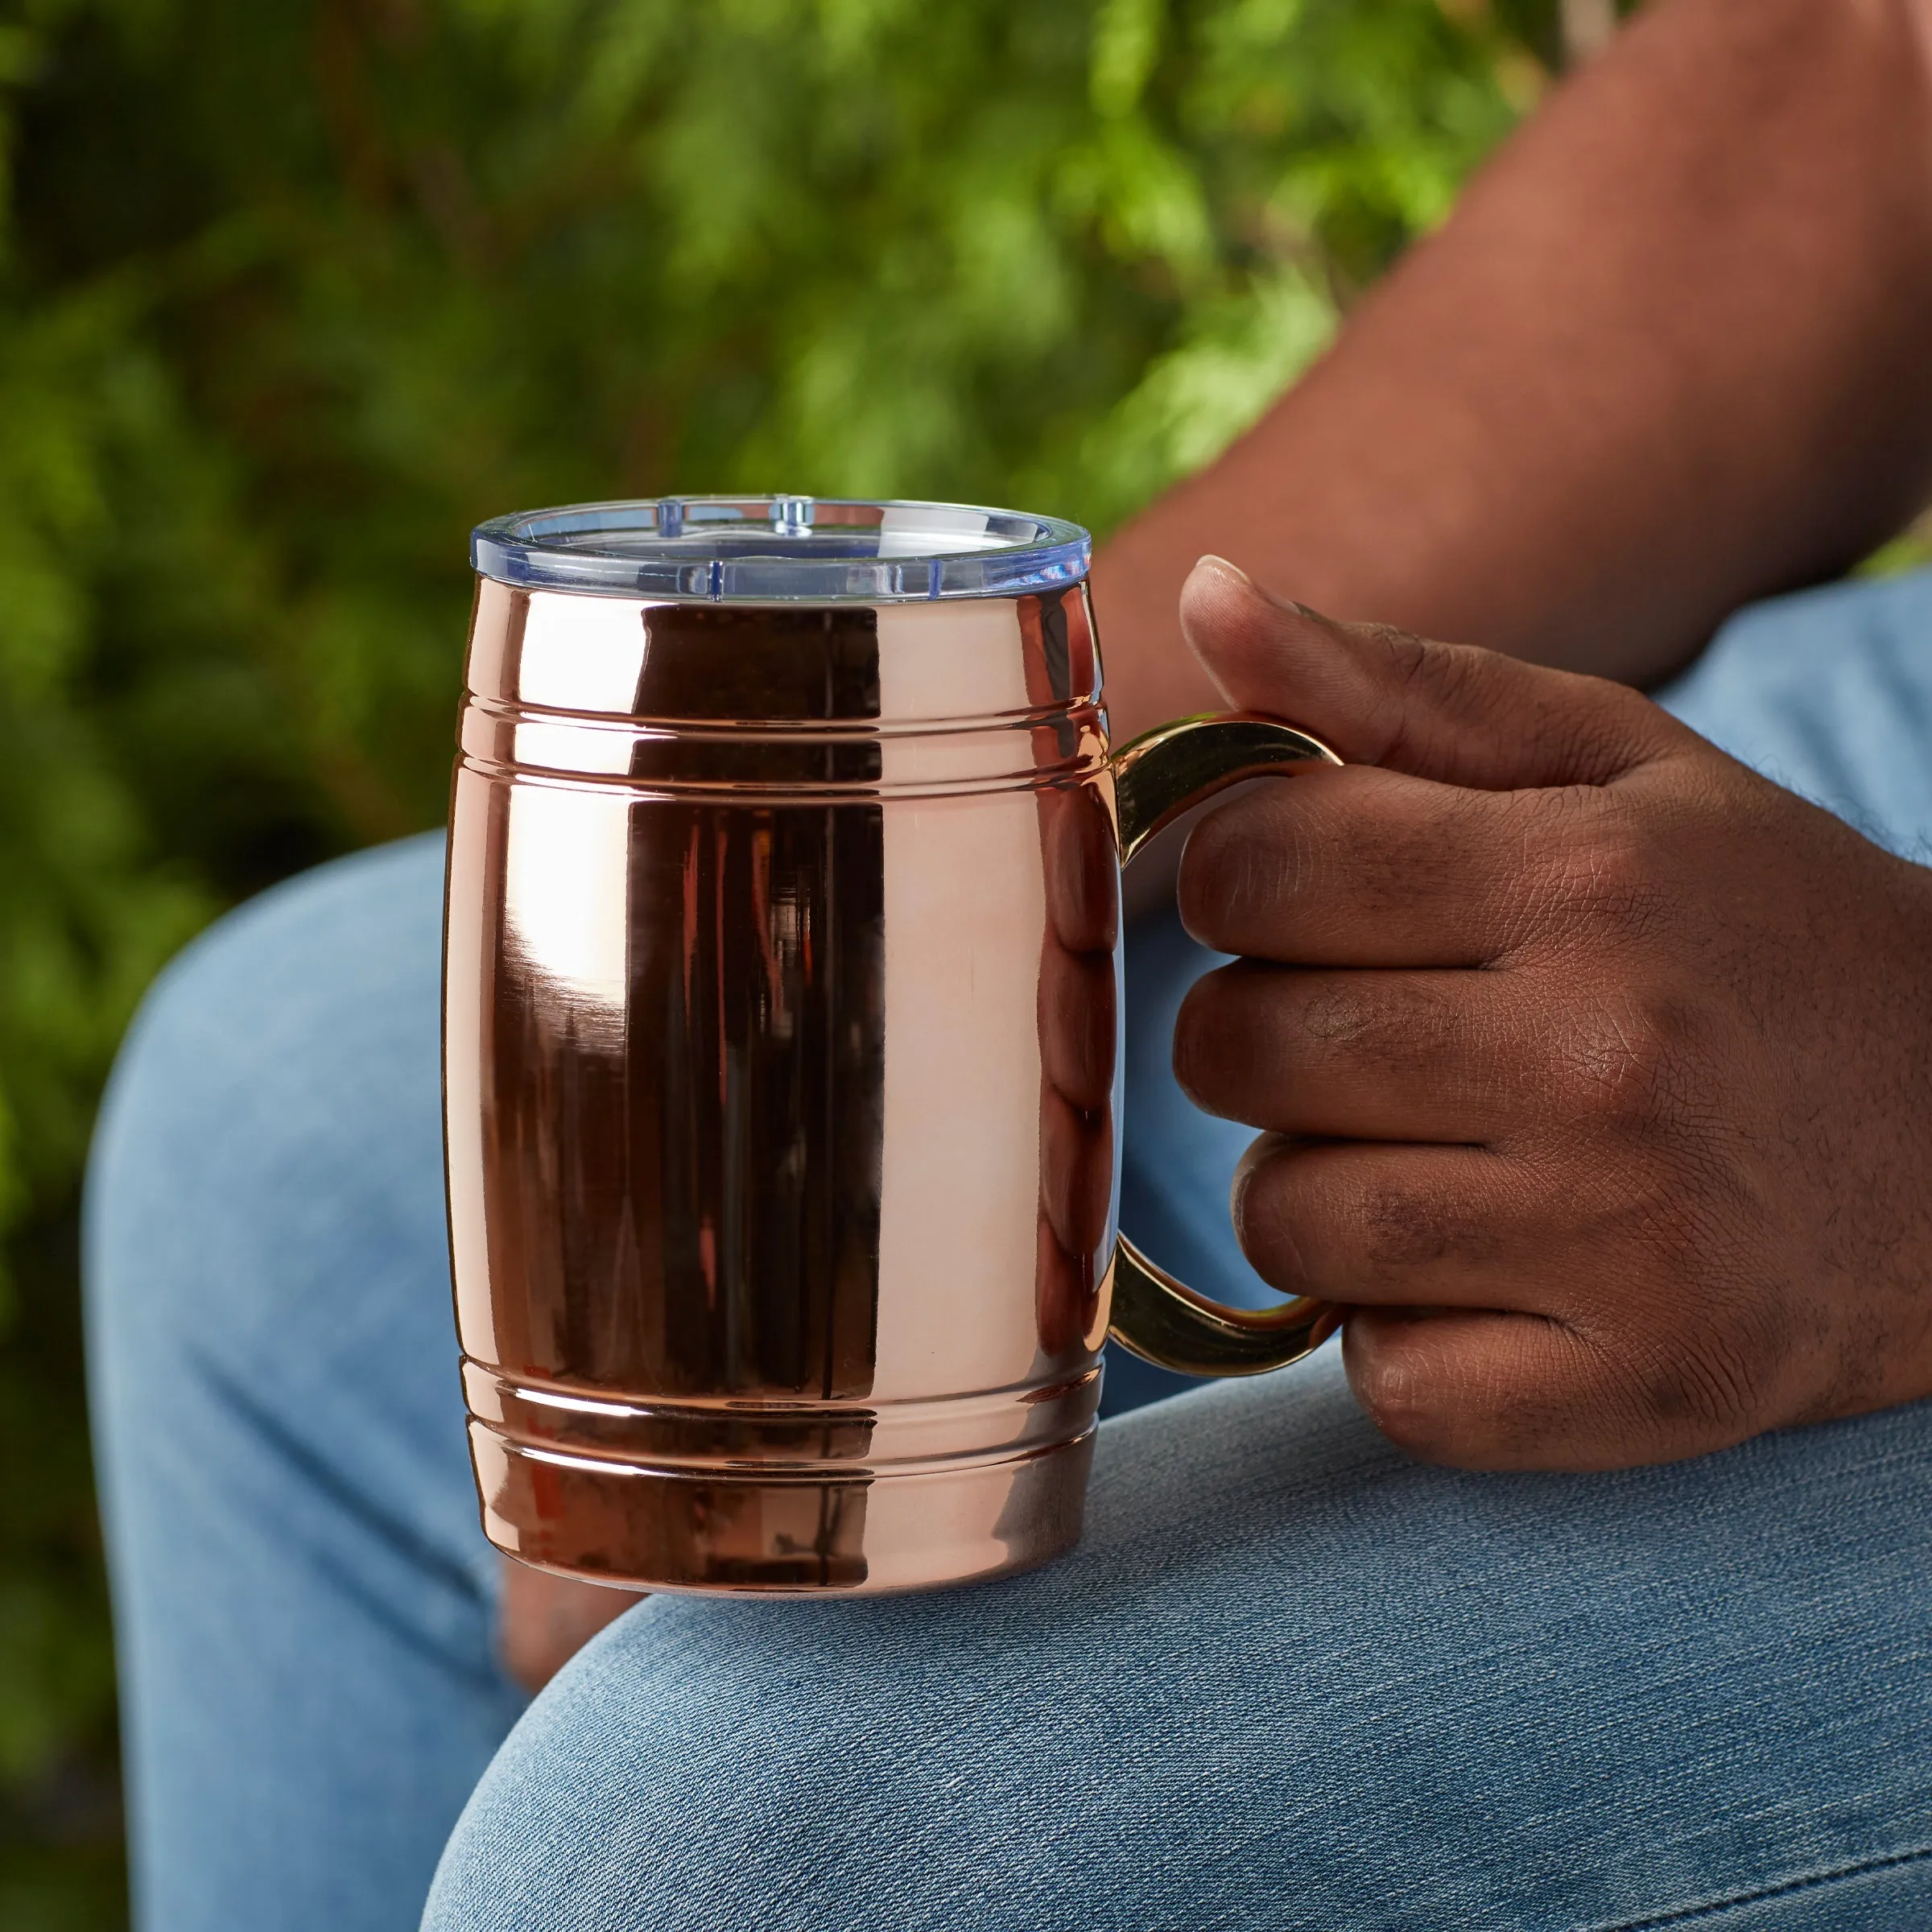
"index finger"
1177,760,1610,968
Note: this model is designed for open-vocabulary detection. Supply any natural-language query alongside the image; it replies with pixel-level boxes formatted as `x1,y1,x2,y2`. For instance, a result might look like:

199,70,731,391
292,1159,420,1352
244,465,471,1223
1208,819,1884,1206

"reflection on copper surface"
1034,778,1120,1359
446,584,1112,1593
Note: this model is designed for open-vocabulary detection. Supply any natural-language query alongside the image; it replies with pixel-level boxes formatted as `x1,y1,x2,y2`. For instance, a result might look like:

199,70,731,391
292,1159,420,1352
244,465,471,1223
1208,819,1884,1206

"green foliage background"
0,0,1594,1918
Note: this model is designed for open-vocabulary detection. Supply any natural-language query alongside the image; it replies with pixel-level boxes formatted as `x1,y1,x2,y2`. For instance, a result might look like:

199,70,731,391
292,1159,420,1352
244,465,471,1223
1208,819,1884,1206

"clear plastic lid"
471,496,1091,602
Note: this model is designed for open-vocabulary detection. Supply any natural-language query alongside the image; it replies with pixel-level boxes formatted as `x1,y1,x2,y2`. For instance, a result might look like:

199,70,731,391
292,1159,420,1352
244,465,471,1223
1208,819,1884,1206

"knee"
421,1381,1932,1932
422,1368,1386,1932
423,1587,1106,1932
85,834,448,1374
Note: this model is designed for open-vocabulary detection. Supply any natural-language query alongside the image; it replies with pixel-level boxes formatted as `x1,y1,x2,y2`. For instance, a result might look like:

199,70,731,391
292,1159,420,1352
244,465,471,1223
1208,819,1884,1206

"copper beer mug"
445,497,1339,1597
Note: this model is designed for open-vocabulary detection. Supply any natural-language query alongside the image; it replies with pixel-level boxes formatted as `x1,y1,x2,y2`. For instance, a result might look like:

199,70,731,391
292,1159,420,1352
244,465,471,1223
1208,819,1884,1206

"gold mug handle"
1107,713,1344,1378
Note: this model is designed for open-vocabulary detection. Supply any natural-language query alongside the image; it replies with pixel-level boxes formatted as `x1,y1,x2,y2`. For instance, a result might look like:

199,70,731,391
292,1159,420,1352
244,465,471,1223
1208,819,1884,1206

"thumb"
1179,555,1673,791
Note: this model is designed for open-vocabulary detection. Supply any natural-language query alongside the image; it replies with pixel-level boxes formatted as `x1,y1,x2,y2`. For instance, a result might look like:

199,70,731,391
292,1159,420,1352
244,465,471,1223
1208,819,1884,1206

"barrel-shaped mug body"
444,574,1122,1592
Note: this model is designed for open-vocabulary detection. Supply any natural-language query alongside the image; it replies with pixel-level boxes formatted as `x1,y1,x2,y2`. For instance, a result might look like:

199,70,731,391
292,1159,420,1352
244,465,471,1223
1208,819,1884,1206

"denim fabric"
85,842,524,1931
85,571,1932,1932
422,1362,1932,1932
1655,568,1932,861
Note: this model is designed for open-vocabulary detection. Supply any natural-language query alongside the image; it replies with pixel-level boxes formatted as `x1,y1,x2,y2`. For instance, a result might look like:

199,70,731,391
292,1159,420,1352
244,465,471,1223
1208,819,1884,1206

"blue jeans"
85,573,1932,1930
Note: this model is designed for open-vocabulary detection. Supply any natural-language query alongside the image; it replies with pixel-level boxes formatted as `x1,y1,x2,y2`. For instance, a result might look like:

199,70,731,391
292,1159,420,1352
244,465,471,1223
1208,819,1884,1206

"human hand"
1170,557,1932,1471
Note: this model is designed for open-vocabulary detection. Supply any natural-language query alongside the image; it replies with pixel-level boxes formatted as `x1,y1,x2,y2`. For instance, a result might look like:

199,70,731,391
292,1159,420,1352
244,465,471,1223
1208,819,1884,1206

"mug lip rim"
471,495,1092,603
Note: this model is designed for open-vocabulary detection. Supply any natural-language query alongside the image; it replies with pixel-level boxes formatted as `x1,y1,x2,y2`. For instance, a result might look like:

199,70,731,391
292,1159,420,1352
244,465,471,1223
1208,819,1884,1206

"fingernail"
1194,553,1251,583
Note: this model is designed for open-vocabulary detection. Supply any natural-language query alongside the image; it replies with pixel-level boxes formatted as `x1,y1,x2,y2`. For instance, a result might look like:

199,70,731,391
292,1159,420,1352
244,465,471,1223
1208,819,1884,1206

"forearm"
1095,0,1932,740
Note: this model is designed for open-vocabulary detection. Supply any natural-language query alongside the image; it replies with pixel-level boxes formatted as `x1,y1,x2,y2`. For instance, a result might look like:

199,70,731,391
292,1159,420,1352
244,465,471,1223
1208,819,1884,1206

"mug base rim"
472,1426,1095,1597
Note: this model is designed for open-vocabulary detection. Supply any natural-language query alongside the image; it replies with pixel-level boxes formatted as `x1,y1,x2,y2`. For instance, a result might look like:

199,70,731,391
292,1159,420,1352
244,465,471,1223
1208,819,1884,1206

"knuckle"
1229,1140,1311,1289
1177,794,1322,944
1550,985,1715,1133
1287,972,1473,1100
1620,1293,1788,1440
1360,627,1472,764
1522,798,1672,947
1300,972,1452,1058
1353,1173,1461,1276
1352,1350,1451,1459
1352,1158,1506,1283
1348,1328,1498,1465
1352,1315,1616,1470
1241,1146,1492,1294
1562,1162,1794,1443
1347,1313,1541,1468
1559,997,1672,1124
1172,967,1274,1114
